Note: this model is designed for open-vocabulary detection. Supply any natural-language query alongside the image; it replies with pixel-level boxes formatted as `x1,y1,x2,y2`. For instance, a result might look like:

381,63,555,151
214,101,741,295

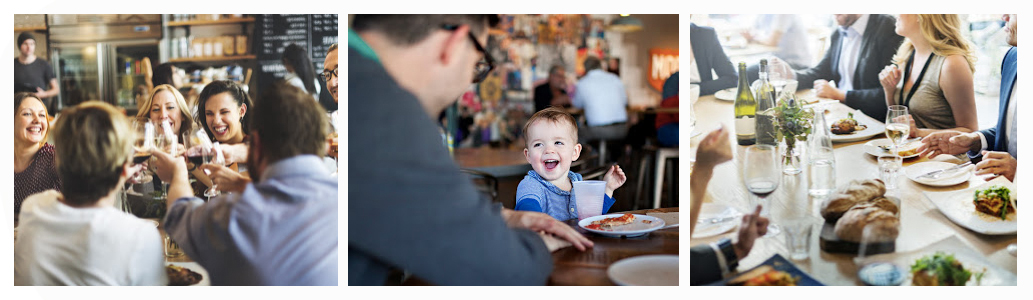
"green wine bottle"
734,62,756,145
755,59,777,146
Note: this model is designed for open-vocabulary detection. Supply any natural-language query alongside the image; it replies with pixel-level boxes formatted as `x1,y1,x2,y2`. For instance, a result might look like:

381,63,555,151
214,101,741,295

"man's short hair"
522,107,578,146
52,101,132,206
327,43,338,54
17,32,35,46
583,56,602,72
352,15,500,46
549,64,565,75
250,81,330,163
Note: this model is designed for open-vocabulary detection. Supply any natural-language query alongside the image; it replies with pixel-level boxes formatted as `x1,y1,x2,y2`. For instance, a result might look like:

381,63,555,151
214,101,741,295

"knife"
916,161,972,179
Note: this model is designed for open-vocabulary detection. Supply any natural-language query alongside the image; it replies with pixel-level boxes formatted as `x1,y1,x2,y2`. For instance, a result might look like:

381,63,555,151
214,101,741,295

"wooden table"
454,147,532,178
549,207,679,285
689,91,1017,285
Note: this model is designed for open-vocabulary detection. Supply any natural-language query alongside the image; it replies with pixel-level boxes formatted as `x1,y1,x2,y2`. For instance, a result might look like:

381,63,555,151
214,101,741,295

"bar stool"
652,147,679,208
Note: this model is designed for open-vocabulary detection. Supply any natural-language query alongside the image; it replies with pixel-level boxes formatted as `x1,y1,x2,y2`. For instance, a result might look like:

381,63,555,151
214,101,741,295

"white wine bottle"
755,59,778,146
734,62,757,145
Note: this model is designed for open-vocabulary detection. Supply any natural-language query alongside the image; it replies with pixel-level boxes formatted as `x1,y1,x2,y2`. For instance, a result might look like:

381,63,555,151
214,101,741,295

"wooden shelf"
168,17,255,27
15,26,47,32
169,54,256,63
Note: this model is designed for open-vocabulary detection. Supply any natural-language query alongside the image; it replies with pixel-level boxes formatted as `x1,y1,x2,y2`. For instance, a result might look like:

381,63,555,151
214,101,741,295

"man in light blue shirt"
573,56,628,161
152,81,337,286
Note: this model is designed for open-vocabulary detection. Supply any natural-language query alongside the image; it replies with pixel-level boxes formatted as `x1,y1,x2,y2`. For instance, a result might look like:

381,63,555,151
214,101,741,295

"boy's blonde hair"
53,101,133,206
523,107,578,147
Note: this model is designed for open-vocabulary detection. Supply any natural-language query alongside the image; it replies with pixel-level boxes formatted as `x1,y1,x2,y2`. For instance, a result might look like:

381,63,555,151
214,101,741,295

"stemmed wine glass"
768,58,796,98
127,120,155,197
885,105,911,157
203,142,225,199
743,144,781,237
153,119,179,199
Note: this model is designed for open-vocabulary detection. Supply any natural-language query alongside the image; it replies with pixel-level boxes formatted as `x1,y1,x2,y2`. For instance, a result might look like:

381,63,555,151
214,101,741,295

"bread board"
819,196,900,255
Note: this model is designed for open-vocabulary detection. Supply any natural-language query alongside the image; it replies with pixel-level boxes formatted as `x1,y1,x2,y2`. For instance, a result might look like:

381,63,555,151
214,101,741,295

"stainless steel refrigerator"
48,14,162,115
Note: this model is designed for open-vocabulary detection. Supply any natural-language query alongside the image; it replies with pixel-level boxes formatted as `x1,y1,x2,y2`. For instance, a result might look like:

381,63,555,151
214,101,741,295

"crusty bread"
821,179,887,222
833,206,900,243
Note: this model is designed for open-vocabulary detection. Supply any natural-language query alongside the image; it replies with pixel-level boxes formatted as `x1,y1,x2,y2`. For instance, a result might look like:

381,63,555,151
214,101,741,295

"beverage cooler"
48,14,162,115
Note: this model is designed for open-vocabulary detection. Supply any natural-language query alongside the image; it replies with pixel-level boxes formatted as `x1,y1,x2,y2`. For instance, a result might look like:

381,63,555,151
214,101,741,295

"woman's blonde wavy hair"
136,84,196,137
893,14,976,72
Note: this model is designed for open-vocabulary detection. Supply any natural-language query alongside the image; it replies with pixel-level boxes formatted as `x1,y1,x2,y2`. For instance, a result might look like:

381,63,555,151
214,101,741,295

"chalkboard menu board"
254,14,339,111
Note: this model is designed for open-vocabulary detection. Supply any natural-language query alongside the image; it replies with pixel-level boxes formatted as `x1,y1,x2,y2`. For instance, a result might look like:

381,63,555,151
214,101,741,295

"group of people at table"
13,42,341,285
689,14,1018,285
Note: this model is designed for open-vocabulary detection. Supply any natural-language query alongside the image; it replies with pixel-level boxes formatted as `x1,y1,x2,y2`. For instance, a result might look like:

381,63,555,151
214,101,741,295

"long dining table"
689,90,1017,285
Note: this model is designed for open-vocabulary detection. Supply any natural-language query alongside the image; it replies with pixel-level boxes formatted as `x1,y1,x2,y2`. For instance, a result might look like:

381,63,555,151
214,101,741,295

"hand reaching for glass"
200,163,250,193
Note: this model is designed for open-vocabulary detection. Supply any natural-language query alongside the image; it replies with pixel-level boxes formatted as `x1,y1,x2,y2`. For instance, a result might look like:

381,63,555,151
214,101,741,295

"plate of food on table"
166,262,209,286
922,177,1017,235
578,213,665,238
863,138,921,159
856,235,1016,286
827,111,885,143
707,254,824,286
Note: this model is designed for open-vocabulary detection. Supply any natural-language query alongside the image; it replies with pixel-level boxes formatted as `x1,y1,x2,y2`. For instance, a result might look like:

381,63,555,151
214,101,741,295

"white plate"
863,139,920,159
607,254,679,286
827,109,885,143
922,177,1017,235
167,261,211,286
905,161,973,187
691,203,740,238
714,88,736,101
578,214,665,238
856,235,1016,286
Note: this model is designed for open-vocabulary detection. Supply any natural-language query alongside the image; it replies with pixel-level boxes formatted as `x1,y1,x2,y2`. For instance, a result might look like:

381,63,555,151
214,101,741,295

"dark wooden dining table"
549,207,679,285
454,147,532,178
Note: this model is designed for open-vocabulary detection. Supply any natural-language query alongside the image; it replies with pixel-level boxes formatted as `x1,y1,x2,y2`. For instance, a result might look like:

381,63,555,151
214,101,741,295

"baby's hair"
523,107,578,146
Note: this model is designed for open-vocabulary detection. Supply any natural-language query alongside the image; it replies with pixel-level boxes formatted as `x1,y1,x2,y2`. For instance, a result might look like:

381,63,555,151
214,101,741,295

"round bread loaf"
834,206,900,243
821,179,886,222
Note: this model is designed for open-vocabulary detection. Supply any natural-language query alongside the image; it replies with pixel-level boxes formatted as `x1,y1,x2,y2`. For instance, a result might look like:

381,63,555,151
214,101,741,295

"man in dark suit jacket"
793,14,904,119
690,23,738,96
919,14,1018,181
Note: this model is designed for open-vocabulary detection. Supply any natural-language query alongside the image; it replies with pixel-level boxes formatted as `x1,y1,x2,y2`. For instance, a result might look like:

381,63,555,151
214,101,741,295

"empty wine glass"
203,142,225,199
743,144,781,236
768,58,795,97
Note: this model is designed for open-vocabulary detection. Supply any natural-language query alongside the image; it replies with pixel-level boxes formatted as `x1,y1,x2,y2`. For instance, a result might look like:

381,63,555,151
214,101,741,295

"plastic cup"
573,180,607,220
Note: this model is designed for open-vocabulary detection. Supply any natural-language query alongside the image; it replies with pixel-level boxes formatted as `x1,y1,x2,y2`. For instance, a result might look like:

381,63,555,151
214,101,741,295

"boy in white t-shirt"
15,101,167,286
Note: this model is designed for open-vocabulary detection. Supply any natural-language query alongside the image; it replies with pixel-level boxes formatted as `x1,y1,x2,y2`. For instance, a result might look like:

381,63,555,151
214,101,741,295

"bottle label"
735,116,756,136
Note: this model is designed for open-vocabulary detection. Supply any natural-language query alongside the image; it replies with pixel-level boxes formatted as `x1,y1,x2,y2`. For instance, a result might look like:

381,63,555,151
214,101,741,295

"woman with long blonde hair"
878,14,977,138
136,84,196,138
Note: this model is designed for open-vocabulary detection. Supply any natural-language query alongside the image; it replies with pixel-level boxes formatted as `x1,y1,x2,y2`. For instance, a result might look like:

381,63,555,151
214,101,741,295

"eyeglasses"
320,66,338,82
442,24,495,83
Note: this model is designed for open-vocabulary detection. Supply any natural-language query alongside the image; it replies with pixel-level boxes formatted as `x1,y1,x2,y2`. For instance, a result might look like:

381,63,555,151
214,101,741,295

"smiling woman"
13,92,61,218
196,80,251,145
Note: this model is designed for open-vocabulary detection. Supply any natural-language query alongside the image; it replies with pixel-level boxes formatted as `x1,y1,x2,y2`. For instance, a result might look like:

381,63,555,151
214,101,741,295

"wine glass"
743,144,781,236
885,105,910,158
127,120,155,196
153,119,179,199
768,58,795,98
203,142,225,199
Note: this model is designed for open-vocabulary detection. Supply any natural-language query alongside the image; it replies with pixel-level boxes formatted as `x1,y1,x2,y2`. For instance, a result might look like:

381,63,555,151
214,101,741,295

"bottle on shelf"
734,61,757,146
755,59,778,146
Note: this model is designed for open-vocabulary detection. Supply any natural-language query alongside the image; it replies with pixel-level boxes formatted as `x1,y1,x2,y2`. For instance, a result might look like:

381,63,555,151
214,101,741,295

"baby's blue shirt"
515,170,615,221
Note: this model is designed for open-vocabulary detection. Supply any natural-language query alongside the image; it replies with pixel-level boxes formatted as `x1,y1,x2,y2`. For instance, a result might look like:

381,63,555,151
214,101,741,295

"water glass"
573,180,607,220
808,148,836,197
164,234,184,258
878,156,902,190
783,218,815,260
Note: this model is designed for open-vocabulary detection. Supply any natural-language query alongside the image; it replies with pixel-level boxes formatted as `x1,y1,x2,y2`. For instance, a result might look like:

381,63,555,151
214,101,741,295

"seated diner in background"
690,22,737,96
14,92,61,218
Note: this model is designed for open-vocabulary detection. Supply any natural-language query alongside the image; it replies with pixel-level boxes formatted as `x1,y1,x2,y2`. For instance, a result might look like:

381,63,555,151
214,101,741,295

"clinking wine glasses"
127,120,155,196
